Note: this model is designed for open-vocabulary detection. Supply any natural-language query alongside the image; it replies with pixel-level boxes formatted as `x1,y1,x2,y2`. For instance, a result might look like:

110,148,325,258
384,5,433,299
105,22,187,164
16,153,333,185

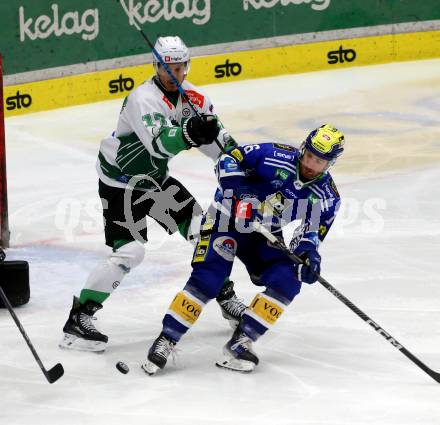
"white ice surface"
2,59,440,425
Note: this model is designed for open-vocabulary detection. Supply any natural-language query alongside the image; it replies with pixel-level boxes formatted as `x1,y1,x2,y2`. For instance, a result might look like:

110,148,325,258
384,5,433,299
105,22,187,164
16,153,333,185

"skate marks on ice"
3,59,440,424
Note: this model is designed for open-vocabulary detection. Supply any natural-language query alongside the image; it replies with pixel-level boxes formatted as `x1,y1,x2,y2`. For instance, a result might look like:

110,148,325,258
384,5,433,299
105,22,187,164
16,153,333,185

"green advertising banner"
2,0,440,76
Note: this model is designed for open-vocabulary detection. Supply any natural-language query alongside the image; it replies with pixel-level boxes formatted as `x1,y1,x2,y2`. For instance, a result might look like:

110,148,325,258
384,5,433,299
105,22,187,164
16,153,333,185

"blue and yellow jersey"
211,142,341,249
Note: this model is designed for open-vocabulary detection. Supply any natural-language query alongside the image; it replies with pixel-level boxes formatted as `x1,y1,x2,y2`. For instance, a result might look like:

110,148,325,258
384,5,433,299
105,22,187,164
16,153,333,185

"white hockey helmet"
153,36,191,75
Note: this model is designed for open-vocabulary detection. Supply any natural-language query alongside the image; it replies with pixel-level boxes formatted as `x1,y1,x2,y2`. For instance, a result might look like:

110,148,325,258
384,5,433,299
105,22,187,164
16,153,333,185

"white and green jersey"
97,77,228,190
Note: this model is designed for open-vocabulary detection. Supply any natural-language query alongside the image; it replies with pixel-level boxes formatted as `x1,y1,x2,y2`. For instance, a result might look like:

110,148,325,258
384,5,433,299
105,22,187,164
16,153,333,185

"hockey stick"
0,286,64,384
253,221,440,384
118,0,227,154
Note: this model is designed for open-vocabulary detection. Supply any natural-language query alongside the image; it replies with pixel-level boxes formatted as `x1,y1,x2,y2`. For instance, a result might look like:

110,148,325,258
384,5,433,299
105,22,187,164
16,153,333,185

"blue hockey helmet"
300,124,345,166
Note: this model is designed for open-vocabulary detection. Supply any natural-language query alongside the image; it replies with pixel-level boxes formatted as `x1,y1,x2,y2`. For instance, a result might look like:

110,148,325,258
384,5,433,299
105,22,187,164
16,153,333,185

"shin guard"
162,290,206,341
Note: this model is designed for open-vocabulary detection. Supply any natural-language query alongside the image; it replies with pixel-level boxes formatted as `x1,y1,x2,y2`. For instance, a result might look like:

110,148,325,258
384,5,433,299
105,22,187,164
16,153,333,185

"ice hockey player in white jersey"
59,36,246,352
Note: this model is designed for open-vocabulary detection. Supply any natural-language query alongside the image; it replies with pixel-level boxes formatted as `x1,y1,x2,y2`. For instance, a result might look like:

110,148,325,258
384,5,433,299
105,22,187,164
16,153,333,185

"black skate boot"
216,327,259,372
142,332,176,375
59,296,108,352
216,279,247,328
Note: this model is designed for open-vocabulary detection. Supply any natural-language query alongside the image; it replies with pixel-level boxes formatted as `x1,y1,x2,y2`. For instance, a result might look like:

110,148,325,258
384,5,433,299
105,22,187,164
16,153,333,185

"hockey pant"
79,178,202,305
162,230,302,342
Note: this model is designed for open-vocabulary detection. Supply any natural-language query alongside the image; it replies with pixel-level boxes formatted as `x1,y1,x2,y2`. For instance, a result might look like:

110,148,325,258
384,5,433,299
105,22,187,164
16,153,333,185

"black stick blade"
427,370,440,384
45,363,64,384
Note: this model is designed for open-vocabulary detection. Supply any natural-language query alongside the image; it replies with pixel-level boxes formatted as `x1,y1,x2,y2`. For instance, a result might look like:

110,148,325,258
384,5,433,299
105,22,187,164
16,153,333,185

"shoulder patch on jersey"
273,143,295,152
230,148,244,162
223,156,239,172
184,90,205,108
330,179,340,197
213,237,237,262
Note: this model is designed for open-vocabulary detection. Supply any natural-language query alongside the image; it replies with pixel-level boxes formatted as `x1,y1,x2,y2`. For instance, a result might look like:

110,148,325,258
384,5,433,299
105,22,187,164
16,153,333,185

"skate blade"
59,333,107,353
141,360,160,376
215,355,256,373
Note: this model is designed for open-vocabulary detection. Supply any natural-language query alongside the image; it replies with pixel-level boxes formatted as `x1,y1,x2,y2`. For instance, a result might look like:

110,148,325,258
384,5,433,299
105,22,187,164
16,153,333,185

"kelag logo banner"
19,4,99,42
120,0,211,25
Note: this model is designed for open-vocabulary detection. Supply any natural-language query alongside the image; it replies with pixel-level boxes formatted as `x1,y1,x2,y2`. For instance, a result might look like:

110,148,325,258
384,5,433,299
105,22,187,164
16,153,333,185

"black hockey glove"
182,114,220,147
293,241,321,284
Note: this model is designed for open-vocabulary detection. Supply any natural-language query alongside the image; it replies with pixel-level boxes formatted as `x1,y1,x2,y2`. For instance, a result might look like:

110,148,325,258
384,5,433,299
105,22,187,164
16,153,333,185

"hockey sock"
240,292,288,341
79,289,109,305
79,240,145,305
162,289,206,342
79,260,126,304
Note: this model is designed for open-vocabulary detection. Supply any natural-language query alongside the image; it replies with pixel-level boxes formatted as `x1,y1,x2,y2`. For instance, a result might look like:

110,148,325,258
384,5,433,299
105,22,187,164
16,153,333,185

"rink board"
4,29,440,118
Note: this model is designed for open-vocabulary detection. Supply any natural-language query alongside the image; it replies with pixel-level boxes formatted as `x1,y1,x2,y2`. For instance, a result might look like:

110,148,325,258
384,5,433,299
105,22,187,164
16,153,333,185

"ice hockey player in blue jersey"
142,124,345,374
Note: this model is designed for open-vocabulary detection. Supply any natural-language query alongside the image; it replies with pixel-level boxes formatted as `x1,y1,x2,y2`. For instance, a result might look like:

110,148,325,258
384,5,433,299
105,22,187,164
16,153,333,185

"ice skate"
216,327,259,372
59,296,108,352
216,280,247,328
142,332,176,375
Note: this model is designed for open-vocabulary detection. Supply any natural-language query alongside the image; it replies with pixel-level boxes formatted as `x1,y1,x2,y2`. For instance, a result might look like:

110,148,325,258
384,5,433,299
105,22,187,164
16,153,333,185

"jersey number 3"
142,112,168,128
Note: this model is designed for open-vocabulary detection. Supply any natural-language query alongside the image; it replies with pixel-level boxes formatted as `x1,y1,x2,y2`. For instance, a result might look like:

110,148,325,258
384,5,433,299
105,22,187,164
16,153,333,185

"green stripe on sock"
177,218,191,240
113,239,133,251
79,289,110,305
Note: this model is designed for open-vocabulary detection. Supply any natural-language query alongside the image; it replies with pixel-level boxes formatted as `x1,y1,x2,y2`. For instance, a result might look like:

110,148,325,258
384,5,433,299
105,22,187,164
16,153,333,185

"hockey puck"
116,361,129,374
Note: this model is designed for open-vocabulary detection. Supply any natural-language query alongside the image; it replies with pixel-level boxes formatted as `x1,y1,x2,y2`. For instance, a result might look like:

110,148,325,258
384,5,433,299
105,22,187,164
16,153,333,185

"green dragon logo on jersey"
275,168,290,180
308,192,320,205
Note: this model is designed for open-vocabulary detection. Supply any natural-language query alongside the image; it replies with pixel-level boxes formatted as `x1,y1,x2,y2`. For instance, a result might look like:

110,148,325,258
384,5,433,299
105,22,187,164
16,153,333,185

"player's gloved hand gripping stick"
118,0,226,154
253,221,440,384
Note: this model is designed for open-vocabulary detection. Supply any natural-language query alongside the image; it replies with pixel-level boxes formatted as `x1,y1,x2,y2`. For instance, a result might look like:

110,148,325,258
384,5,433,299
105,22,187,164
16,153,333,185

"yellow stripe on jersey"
248,293,285,326
168,291,204,326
